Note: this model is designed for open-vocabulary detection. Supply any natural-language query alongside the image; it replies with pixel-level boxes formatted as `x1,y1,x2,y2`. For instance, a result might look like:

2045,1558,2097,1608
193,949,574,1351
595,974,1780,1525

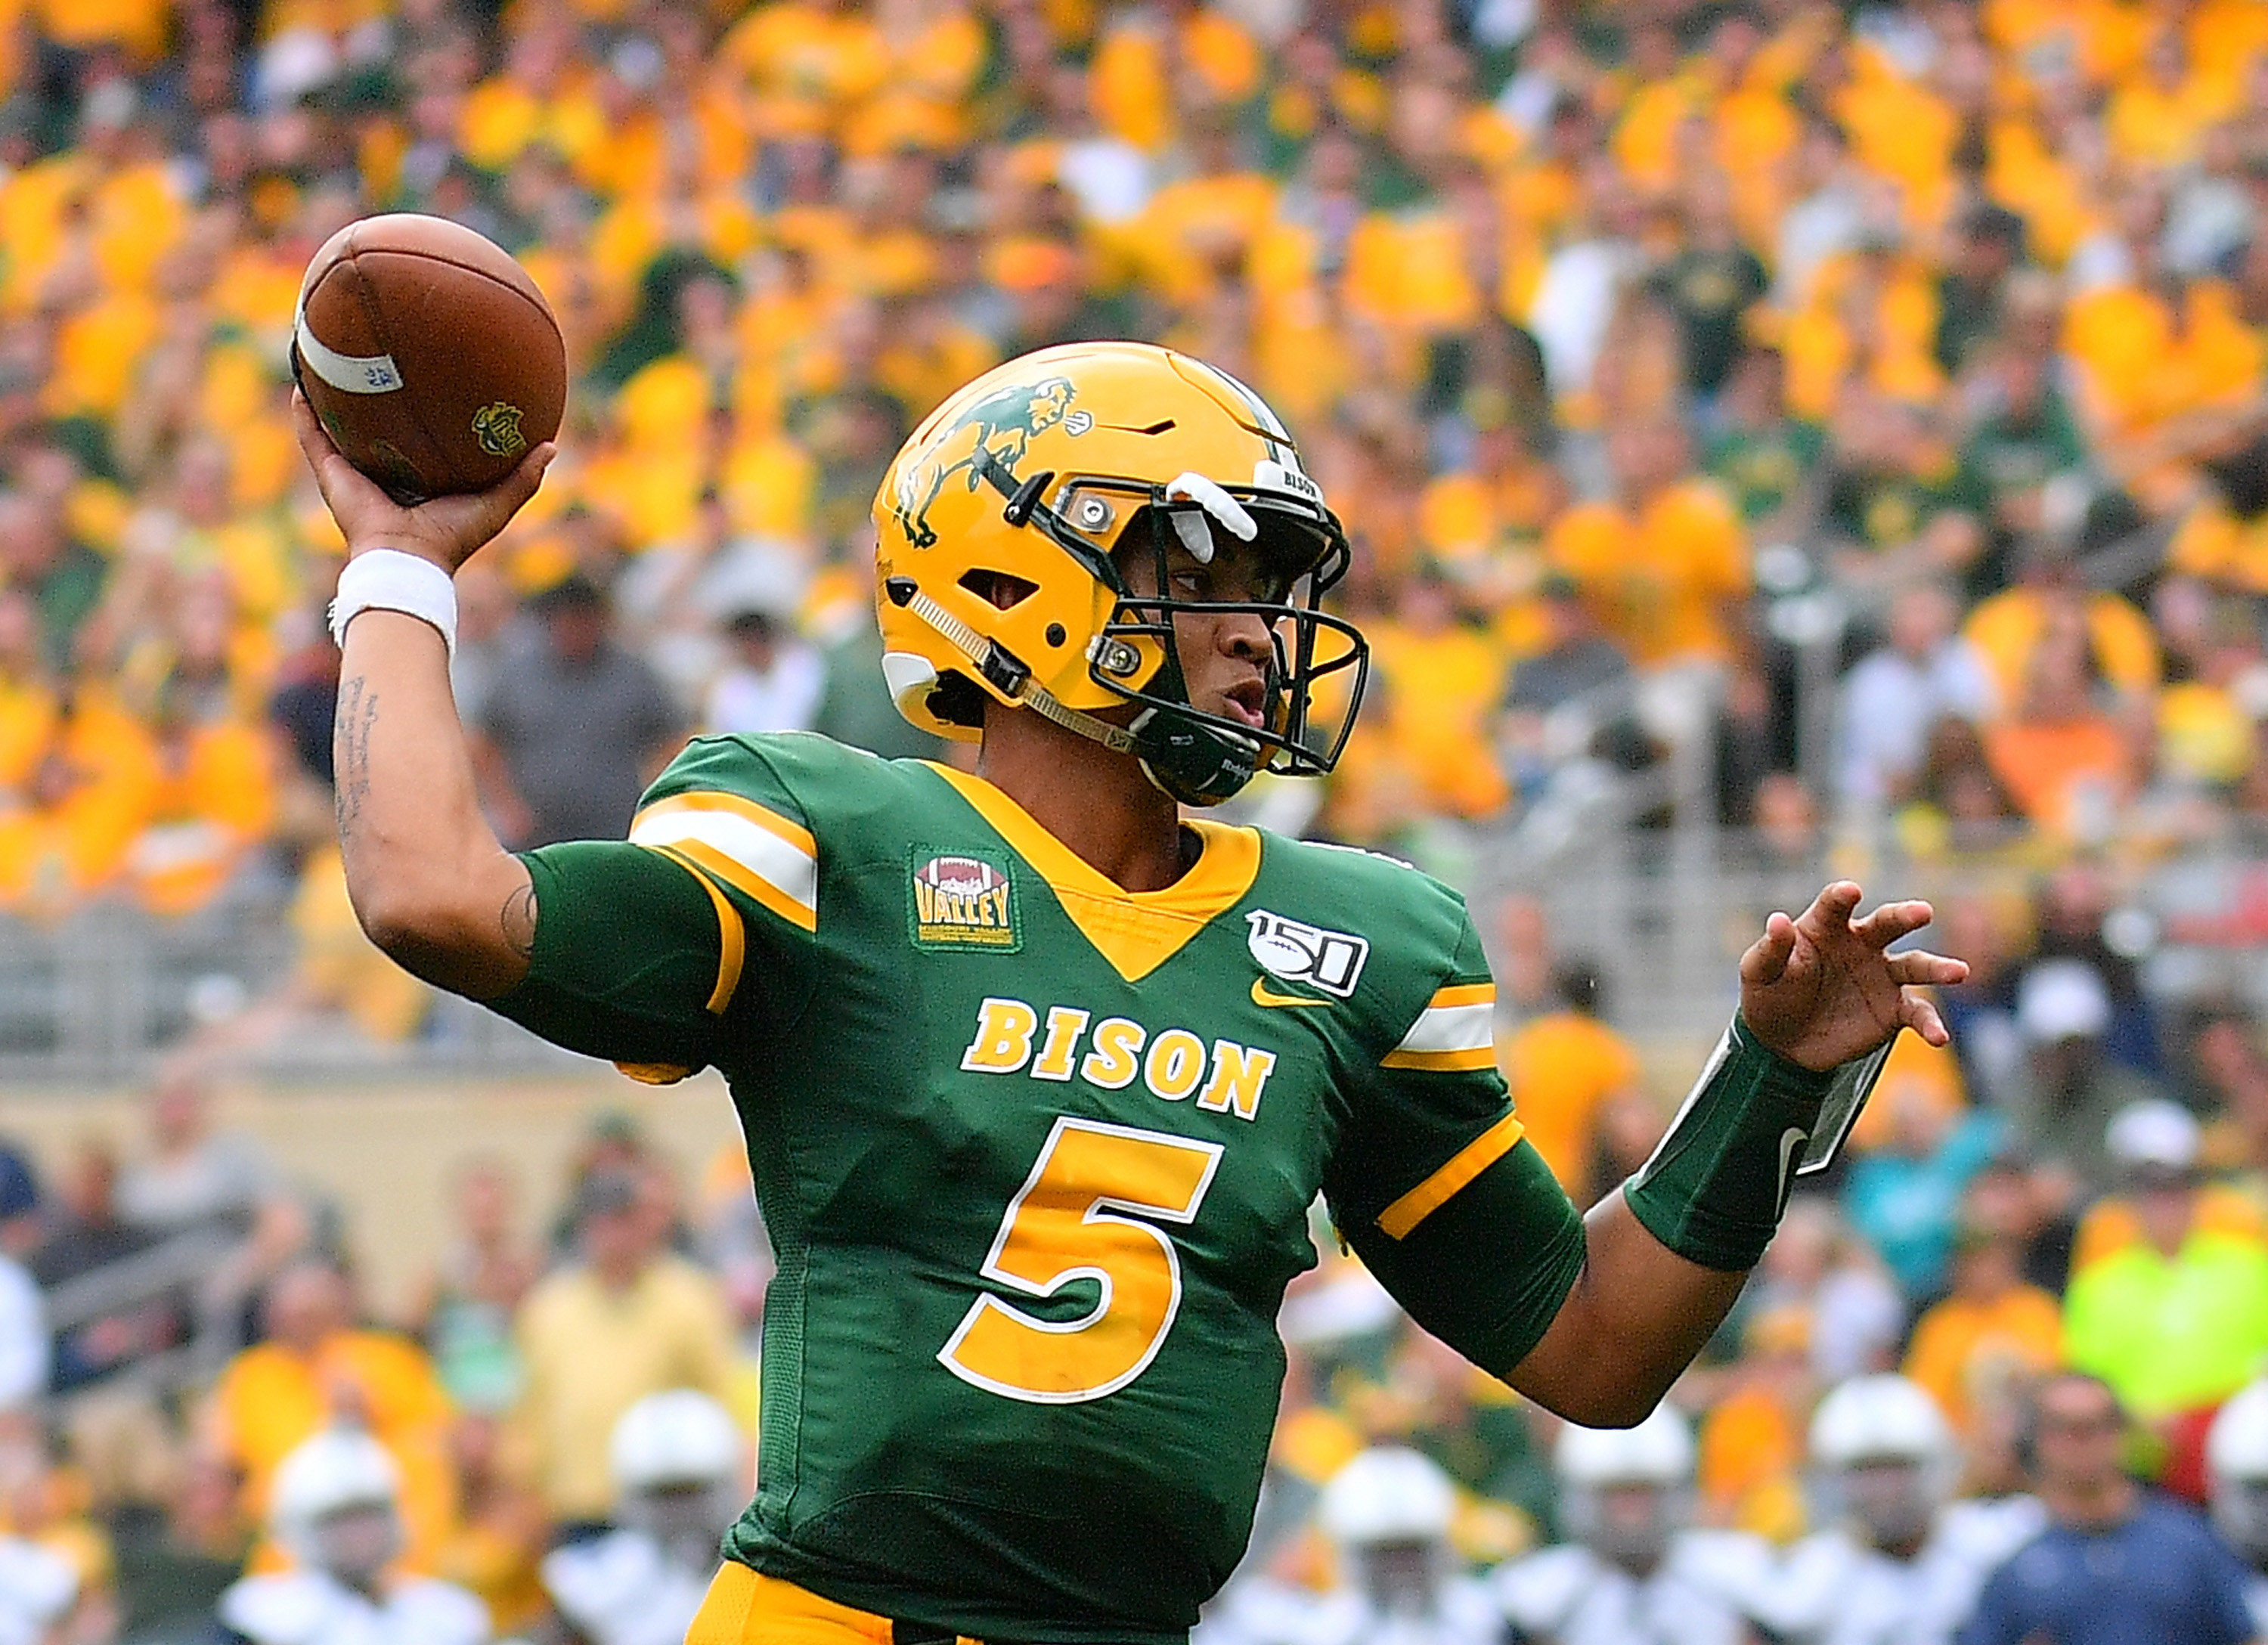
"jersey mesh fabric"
489,733,1582,1639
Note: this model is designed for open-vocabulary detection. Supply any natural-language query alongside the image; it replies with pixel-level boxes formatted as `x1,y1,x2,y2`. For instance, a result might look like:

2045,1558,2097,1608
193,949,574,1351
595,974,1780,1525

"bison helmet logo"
892,376,1091,549
472,401,528,459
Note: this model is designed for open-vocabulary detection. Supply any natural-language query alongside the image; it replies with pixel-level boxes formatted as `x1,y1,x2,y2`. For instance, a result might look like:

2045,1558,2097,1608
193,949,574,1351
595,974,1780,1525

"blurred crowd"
3,0,2268,1637
9,913,2268,1640
2,0,2268,937
0,1077,773,1641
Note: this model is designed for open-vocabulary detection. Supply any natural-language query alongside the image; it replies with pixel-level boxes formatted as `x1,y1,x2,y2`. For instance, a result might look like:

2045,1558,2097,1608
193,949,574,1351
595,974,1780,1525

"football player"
1197,1448,1499,1645
293,339,1963,1643
216,1427,491,1645
1761,1374,2045,1645
0,1533,76,1645
1495,1405,1766,1645
541,1391,746,1645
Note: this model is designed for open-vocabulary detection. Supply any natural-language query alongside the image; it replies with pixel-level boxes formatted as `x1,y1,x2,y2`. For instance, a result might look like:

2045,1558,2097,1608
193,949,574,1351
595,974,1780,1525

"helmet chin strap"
1134,729,1263,808
1126,693,1265,808
894,577,1257,802
894,581,1139,755
1026,678,1140,754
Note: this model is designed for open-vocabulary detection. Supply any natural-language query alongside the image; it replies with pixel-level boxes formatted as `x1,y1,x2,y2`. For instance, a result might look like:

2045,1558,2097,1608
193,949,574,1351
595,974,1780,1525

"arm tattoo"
334,677,378,846
501,881,537,961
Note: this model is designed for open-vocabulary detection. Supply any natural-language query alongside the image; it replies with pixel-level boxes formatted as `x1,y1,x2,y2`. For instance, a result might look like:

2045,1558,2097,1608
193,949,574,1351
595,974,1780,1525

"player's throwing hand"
292,389,554,574
1738,881,1969,1073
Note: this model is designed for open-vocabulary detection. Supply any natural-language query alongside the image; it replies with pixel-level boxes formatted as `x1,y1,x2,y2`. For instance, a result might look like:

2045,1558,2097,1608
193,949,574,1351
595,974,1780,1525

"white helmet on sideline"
1554,1407,1694,1575
1554,1405,1695,1488
1808,1377,1956,1554
2208,1379,2268,1562
609,1390,742,1495
609,1390,745,1570
1318,1448,1461,1618
269,1428,404,1581
1318,1447,1457,1547
1810,1376,1953,1468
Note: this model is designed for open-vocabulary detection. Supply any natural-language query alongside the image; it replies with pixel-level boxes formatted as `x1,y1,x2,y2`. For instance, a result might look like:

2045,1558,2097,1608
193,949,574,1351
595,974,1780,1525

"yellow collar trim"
924,764,1260,983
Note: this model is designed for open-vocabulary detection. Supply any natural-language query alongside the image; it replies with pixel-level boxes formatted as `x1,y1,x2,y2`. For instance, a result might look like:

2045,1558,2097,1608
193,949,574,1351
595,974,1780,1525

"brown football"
294,214,566,504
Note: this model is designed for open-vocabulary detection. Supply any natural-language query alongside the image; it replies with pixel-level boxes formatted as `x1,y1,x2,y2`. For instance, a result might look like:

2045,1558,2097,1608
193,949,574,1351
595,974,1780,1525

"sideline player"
2208,1378,2268,1633
1495,1405,1763,1645
541,1391,745,1645
1762,1375,2043,1645
217,1427,491,1645
1197,1446,1499,1645
293,341,1964,1643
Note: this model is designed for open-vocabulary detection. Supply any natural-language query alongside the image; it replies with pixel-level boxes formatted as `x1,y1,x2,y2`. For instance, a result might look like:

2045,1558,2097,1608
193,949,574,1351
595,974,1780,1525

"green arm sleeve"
1343,1138,1587,1378
1621,1014,1835,1272
485,841,727,1072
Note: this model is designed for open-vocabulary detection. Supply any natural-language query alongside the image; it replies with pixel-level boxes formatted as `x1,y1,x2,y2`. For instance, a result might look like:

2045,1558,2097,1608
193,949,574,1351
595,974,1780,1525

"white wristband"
329,550,458,657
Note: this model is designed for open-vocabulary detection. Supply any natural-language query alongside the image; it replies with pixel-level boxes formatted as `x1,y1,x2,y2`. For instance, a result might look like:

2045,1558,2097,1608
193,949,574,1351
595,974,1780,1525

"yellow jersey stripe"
630,802,818,931
614,1061,693,1085
1429,981,1496,1010
648,844,746,1015
665,838,820,934
634,789,816,856
1377,1112,1526,1240
1380,1043,1500,1073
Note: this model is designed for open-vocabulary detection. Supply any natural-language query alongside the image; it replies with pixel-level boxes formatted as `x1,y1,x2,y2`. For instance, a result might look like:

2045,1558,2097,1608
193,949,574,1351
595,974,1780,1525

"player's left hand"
1738,881,1969,1072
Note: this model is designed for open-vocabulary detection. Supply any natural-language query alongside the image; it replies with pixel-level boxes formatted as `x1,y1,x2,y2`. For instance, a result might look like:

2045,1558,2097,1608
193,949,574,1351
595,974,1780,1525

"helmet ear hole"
959,569,1039,611
928,672,989,729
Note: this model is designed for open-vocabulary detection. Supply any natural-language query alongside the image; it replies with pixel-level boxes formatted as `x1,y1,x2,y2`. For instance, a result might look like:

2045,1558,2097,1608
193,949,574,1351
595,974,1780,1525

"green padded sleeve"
485,840,727,1072
1345,1137,1588,1377
1622,1014,1836,1272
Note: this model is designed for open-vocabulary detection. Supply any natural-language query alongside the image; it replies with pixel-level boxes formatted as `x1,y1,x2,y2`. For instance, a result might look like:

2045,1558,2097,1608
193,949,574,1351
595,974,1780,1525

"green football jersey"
492,732,1579,1640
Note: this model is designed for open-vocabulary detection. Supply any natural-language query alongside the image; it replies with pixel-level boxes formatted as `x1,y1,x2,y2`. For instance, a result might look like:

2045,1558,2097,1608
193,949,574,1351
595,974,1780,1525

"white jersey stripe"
629,810,816,920
1393,1000,1495,1056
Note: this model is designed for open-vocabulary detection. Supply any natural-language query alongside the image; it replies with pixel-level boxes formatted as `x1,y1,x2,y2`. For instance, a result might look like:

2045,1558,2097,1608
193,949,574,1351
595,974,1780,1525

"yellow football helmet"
871,341,1368,806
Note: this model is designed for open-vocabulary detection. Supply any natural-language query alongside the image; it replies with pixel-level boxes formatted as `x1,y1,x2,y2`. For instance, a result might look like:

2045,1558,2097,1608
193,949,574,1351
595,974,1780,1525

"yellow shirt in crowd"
508,1255,739,1521
2170,497,2268,596
1961,587,2162,710
1902,1284,2062,1436
1545,483,1749,668
211,1330,458,1573
2070,1185,2268,1275
1500,1011,1642,1194
1361,619,1512,819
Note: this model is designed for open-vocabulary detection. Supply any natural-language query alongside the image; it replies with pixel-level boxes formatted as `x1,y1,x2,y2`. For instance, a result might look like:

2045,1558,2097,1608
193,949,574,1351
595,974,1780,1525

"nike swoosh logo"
1776,1126,1811,1210
1251,977,1331,1008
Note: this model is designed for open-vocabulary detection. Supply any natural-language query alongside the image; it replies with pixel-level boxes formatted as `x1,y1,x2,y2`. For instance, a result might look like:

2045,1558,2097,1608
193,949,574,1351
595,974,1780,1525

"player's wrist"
343,536,452,572
1736,1006,1843,1073
330,547,459,656
1619,1012,1836,1273
1729,1011,1843,1080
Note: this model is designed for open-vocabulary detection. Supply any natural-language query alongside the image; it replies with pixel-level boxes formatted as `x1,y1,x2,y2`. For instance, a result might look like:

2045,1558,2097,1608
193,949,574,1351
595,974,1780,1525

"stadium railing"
10,815,2265,1080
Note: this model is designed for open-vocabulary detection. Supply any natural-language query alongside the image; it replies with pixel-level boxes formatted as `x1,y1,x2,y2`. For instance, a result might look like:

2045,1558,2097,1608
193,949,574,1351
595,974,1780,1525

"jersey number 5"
938,1116,1224,1404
